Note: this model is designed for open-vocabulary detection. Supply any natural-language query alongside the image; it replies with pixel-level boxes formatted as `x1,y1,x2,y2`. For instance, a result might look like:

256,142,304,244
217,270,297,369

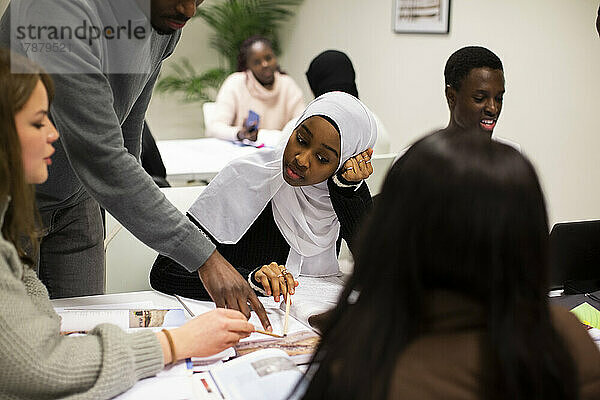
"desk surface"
157,138,397,196
51,290,182,309
157,138,264,185
550,289,600,310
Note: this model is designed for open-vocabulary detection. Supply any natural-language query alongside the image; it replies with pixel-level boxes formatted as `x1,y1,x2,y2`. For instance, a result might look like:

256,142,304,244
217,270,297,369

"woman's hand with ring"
254,262,298,302
341,148,374,183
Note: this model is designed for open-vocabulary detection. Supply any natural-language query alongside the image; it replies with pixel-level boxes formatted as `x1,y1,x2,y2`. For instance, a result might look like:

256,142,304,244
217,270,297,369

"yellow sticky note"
570,302,600,329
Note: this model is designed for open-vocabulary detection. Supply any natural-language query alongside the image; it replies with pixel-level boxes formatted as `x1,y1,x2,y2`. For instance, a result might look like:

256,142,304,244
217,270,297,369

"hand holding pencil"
254,262,298,303
253,263,294,338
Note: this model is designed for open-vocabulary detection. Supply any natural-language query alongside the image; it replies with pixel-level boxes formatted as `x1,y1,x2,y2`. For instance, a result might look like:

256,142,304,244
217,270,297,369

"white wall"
146,17,221,139
147,0,600,225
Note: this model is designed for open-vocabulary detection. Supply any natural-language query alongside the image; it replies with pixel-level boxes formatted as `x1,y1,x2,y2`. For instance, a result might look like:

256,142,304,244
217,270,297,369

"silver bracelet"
332,173,363,190
247,270,268,296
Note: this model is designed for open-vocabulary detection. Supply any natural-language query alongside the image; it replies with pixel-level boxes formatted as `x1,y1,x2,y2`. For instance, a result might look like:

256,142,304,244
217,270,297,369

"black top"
150,177,372,300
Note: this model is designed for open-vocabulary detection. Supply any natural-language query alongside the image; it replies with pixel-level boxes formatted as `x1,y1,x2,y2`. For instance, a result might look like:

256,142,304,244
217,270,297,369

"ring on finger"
276,273,284,278
346,166,354,171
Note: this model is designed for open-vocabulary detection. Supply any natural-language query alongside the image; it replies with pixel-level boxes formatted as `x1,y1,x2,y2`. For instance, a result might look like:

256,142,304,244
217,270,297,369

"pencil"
253,329,284,338
283,293,291,336
174,294,196,317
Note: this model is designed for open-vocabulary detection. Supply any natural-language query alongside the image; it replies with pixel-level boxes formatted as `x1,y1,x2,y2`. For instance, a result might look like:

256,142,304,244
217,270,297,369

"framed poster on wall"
393,0,451,34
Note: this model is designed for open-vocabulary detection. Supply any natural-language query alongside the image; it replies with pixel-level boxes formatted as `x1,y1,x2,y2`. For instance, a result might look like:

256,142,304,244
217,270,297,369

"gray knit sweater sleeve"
0,224,164,399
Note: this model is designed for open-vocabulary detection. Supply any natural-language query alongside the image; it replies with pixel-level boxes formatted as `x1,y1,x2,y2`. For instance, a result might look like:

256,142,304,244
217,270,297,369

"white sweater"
206,70,305,142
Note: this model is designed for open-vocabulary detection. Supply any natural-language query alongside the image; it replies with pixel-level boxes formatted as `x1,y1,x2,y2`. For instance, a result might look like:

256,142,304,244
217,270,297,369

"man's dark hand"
198,250,272,331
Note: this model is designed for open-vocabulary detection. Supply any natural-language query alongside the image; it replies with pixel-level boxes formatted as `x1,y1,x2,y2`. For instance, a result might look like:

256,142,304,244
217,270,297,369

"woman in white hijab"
150,92,377,302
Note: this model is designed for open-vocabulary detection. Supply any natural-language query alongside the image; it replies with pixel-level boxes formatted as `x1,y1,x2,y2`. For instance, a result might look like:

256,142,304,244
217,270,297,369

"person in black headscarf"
304,50,390,153
306,50,359,99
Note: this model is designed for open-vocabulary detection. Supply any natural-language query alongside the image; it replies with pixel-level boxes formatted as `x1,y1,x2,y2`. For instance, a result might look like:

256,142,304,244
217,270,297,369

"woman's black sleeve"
327,177,372,255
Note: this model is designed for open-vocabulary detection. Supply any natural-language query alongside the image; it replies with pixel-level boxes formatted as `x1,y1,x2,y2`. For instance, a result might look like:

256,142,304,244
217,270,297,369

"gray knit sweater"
0,199,164,399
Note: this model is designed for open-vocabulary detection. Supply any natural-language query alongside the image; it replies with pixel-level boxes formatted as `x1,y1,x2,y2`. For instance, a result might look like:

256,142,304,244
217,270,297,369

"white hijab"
189,92,377,276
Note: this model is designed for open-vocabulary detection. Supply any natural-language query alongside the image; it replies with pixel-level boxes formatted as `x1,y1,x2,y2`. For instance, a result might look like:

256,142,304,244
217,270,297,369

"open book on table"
55,308,186,334
200,348,304,400
278,274,344,329
228,275,345,364
114,348,304,400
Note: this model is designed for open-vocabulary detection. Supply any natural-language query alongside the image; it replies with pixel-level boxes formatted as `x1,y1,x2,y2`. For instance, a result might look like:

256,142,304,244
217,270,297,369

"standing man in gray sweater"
1,0,271,330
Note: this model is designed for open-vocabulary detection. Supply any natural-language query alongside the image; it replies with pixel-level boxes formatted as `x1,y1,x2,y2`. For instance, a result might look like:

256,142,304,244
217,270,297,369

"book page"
273,275,344,329
570,302,600,329
53,301,154,312
282,300,335,330
211,349,302,400
293,275,345,304
57,309,185,333
113,376,196,400
234,330,318,365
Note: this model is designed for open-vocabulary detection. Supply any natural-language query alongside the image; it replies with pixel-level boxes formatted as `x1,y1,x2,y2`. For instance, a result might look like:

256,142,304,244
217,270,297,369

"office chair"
549,220,600,293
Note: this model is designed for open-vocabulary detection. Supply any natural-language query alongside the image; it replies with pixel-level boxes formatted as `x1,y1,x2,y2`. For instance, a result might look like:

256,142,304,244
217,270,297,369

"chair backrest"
104,186,205,294
202,102,217,133
365,152,397,196
549,220,600,291
372,113,391,154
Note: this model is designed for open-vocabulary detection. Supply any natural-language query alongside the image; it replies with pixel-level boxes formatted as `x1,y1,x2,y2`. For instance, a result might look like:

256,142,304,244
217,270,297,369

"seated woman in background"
297,129,600,399
0,50,254,400
151,92,377,302
304,49,391,153
205,35,305,145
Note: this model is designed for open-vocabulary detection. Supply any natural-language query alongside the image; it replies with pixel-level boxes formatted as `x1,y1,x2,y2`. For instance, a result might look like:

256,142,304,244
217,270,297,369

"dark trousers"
36,195,105,299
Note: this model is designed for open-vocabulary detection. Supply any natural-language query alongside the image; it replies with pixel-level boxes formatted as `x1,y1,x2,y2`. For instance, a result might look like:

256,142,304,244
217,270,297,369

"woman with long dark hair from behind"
297,128,600,399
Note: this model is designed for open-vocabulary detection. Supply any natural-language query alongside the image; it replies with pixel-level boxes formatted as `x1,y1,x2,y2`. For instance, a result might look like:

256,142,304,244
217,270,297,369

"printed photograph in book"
129,309,181,328
234,331,319,364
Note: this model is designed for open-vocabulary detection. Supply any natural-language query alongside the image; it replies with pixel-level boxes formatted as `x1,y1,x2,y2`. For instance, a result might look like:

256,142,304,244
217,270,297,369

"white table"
157,138,264,186
51,290,182,309
157,137,397,196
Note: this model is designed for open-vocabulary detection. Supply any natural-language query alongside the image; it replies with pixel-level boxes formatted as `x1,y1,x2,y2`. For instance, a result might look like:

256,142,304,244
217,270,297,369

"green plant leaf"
156,60,229,103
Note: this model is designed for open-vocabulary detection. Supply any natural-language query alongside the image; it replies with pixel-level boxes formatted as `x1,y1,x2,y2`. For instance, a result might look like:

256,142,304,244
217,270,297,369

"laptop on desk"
549,220,600,293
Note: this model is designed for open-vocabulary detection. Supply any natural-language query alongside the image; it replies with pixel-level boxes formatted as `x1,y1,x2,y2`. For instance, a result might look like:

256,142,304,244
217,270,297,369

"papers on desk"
280,275,345,329
570,302,600,351
570,302,600,329
235,138,265,148
54,277,345,399
207,348,302,400
113,376,197,400
115,349,303,400
56,308,185,333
